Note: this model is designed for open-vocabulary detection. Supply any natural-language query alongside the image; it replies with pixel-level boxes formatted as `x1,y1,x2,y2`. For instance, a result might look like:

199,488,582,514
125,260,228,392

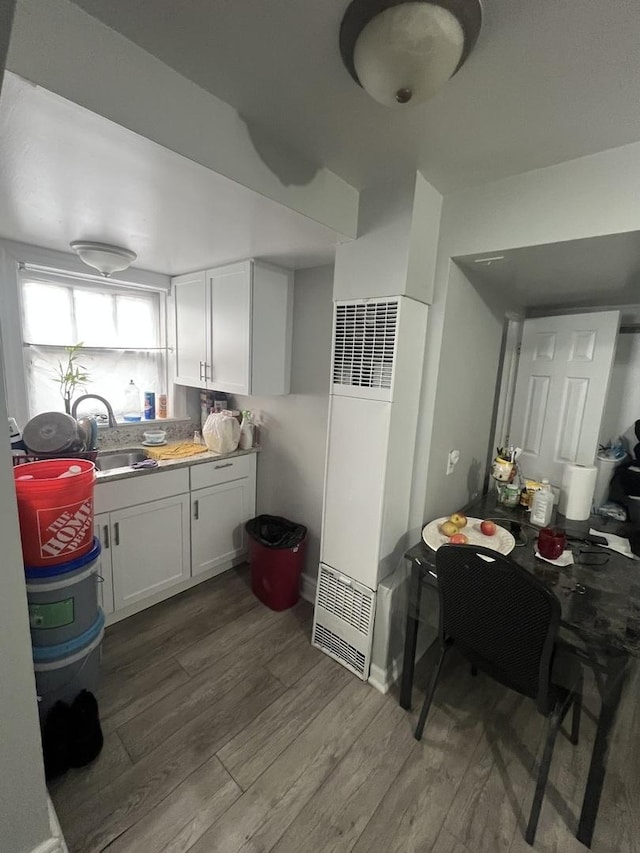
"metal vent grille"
313,624,366,675
333,300,398,390
317,567,373,635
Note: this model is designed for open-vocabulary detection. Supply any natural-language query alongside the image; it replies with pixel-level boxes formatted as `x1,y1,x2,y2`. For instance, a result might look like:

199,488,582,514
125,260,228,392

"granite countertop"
95,446,259,483
406,492,640,657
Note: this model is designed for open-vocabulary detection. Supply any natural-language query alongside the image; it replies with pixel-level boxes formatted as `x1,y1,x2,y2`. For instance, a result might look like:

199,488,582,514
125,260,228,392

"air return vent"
312,564,376,680
332,299,398,400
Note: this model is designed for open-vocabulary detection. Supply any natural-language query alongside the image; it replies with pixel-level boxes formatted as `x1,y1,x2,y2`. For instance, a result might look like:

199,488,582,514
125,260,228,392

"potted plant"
54,343,91,414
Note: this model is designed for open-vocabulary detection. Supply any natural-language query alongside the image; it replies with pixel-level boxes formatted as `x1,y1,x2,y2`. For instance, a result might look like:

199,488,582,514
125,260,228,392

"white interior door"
509,311,620,484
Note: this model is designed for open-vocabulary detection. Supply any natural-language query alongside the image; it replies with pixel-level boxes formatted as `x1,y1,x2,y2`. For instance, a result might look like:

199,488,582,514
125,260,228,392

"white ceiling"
457,231,640,319
0,73,342,275
69,0,640,193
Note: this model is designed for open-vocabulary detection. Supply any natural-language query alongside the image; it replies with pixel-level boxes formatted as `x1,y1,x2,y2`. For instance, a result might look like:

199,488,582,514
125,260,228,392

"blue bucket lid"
24,537,101,579
32,608,105,663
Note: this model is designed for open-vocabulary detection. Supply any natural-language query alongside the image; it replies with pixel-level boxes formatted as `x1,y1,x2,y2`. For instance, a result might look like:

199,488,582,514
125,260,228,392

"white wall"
233,265,333,581
0,12,53,852
7,0,358,239
411,141,640,536
333,171,442,303
600,332,640,451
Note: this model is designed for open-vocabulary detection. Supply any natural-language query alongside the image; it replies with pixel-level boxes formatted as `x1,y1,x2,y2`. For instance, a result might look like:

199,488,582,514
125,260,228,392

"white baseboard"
31,799,68,853
368,652,404,694
300,571,317,604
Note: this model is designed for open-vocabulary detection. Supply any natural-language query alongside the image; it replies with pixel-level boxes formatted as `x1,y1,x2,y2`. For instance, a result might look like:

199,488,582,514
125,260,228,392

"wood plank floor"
50,567,640,853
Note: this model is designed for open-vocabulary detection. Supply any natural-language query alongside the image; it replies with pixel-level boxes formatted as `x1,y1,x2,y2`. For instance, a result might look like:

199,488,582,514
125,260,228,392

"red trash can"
246,515,307,611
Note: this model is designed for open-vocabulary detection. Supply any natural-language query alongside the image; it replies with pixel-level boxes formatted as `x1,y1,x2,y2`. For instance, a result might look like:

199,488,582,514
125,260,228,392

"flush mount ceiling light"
340,0,482,107
70,241,137,277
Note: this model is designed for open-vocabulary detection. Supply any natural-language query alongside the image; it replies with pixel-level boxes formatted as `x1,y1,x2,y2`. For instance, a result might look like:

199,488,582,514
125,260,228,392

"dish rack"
13,450,99,467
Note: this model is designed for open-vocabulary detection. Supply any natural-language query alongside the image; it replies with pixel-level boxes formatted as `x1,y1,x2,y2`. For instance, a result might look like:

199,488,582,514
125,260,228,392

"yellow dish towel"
145,442,209,461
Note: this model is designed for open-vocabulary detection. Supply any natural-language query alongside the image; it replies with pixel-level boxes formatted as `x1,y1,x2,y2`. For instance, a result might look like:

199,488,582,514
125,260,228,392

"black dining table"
399,491,640,849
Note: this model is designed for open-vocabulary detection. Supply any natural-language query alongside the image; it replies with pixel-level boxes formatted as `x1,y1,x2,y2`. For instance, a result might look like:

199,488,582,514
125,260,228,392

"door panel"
111,495,190,609
510,311,619,484
93,513,113,616
191,480,252,576
173,271,207,387
208,262,251,395
321,395,391,589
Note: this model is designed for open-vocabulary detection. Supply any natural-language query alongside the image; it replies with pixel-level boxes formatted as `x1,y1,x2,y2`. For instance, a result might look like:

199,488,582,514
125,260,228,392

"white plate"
142,440,167,447
422,516,516,555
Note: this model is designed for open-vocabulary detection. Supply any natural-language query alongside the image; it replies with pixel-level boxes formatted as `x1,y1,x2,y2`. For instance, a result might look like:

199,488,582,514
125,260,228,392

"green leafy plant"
54,343,91,414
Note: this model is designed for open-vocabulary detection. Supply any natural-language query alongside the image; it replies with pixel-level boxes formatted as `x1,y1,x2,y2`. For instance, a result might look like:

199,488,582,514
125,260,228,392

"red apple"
480,519,497,536
449,532,469,545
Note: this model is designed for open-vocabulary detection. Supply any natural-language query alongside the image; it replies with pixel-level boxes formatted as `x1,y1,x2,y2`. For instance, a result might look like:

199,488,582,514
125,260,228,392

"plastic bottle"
123,380,142,422
8,417,27,461
531,479,553,527
239,411,254,450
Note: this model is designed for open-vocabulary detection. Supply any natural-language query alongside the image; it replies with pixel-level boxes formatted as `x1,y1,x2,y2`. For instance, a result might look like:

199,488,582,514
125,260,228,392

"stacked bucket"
13,459,103,720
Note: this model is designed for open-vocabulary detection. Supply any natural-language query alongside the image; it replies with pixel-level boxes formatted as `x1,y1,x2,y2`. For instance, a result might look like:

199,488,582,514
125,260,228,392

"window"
20,272,167,420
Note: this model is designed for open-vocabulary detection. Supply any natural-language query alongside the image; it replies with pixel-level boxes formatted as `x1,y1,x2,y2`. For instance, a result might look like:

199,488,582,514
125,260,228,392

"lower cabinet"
94,513,114,616
94,453,257,621
96,494,191,612
191,479,254,577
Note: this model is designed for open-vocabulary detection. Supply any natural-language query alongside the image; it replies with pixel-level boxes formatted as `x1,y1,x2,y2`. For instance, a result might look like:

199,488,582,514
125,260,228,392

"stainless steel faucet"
71,394,118,428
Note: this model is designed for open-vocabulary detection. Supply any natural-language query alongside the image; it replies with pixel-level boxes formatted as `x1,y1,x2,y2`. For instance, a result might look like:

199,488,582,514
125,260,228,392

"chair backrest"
435,544,561,712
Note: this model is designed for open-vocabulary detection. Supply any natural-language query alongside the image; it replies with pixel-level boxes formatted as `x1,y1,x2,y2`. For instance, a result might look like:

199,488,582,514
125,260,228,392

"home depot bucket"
14,459,96,567
33,609,104,721
25,538,101,647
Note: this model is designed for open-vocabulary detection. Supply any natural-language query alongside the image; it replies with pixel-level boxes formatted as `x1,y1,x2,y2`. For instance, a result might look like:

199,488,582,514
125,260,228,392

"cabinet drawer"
95,468,190,514
190,454,252,491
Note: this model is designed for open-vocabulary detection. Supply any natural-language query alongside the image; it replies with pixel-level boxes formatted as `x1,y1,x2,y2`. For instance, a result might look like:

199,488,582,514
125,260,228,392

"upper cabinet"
172,260,293,396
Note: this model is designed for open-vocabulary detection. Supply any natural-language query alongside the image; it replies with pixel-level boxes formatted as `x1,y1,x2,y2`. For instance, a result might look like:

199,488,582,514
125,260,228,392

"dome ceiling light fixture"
339,0,482,108
70,241,137,277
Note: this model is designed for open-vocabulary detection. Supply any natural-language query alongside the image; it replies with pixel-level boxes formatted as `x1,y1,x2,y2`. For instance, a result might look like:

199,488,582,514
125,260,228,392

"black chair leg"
414,645,448,741
571,688,582,746
525,702,562,845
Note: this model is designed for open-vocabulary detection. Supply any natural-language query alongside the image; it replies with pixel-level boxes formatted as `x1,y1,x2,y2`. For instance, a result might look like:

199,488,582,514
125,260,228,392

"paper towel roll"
559,463,598,520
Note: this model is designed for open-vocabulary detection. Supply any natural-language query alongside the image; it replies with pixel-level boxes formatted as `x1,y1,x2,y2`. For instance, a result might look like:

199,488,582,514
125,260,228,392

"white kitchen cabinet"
172,260,293,395
94,512,114,616
191,478,255,576
109,494,191,610
172,270,209,387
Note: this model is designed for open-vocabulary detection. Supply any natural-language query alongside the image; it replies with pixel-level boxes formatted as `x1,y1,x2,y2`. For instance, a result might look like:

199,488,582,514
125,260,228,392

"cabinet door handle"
103,524,110,550
214,462,233,470
193,499,199,520
114,522,120,546
199,361,204,382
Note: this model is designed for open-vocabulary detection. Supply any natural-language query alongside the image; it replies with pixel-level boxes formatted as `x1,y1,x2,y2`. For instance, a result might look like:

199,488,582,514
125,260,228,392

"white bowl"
143,430,166,444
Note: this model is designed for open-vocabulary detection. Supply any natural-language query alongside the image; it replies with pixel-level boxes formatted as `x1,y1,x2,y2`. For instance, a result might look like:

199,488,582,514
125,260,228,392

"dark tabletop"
406,492,640,657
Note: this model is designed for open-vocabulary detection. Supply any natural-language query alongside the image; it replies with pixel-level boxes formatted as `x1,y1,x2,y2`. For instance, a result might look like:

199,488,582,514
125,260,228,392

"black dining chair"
414,544,583,846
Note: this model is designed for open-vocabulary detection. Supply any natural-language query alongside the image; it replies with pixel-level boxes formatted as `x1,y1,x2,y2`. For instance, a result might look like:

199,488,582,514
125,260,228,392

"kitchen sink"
95,450,148,471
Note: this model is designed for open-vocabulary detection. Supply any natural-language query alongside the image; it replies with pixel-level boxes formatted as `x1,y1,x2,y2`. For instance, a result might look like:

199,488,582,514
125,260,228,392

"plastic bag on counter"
202,411,241,454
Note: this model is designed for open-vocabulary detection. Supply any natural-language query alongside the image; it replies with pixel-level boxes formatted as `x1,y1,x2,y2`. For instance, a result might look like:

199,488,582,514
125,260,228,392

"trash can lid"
245,515,307,549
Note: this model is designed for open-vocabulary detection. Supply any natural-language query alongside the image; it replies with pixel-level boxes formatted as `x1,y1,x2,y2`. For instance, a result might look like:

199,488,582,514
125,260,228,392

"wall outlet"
446,449,460,476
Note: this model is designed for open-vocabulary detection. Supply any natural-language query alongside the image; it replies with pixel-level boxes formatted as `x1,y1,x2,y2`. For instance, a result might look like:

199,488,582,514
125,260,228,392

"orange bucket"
13,460,96,567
